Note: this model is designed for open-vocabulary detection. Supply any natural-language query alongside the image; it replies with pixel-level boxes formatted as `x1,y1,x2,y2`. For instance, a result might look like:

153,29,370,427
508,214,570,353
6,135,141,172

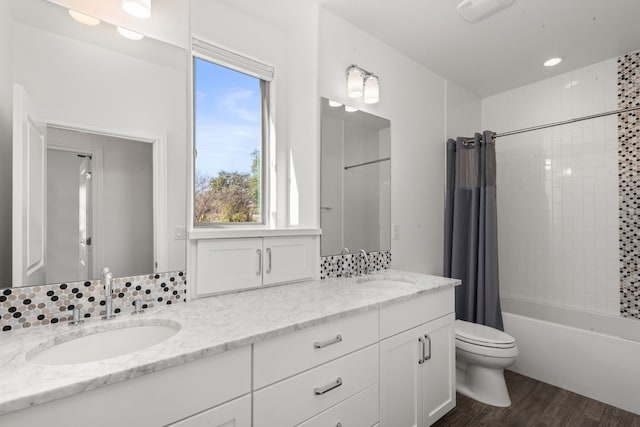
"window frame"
191,38,273,227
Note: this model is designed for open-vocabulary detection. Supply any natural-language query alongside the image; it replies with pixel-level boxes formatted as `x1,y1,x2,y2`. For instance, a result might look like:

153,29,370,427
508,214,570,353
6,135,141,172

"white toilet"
454,319,518,407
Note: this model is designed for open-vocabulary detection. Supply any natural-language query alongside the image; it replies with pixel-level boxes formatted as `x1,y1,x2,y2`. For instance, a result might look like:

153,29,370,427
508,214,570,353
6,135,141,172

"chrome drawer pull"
313,334,342,349
256,249,262,275
314,377,342,395
418,337,425,364
425,334,432,361
266,247,272,274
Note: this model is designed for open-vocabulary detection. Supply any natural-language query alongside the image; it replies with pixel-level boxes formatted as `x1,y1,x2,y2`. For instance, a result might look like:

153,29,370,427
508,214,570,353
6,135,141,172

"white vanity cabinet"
253,310,380,427
379,289,456,427
0,346,252,427
195,236,315,295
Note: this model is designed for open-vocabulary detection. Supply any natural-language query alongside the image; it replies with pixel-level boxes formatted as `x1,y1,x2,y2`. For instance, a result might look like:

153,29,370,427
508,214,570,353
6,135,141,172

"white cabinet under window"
195,236,316,295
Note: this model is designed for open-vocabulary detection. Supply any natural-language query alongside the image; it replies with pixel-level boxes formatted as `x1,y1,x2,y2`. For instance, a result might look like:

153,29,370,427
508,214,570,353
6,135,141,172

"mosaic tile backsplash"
321,250,391,279
618,50,640,319
0,271,187,332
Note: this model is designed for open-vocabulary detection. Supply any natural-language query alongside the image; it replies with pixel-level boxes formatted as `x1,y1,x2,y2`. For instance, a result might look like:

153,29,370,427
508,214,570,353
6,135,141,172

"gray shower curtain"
444,131,504,330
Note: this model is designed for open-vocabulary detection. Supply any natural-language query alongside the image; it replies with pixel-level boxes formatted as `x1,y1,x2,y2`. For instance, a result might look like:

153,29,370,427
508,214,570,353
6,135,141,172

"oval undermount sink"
27,319,181,365
356,277,414,287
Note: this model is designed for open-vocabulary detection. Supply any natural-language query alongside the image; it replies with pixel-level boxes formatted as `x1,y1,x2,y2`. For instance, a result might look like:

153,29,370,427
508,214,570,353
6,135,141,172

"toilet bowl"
455,319,518,407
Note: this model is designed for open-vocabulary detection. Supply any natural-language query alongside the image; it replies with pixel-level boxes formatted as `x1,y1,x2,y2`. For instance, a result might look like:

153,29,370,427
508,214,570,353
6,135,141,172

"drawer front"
297,383,379,427
168,394,251,427
253,344,379,427
254,309,379,389
379,288,454,339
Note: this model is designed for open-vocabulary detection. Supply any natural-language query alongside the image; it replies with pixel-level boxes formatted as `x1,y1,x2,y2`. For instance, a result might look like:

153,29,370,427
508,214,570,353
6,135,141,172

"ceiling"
223,0,640,98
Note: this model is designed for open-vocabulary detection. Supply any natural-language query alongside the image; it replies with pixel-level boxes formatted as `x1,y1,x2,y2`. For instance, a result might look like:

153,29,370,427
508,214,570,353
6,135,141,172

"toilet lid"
455,320,516,349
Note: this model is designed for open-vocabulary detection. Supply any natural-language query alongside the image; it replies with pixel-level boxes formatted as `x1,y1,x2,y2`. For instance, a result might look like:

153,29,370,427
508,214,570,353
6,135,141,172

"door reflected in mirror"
320,98,391,257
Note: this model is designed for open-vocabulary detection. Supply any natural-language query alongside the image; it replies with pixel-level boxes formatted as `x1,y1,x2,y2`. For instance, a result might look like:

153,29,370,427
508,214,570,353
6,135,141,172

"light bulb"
347,66,364,98
364,75,379,104
122,0,151,19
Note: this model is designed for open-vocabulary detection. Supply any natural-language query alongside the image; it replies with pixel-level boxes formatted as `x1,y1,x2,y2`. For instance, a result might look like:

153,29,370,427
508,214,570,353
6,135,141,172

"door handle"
266,247,272,274
418,337,425,364
424,334,432,361
256,249,262,275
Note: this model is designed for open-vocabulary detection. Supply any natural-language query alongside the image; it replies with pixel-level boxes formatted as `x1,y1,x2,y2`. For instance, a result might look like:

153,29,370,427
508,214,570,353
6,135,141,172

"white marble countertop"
0,270,459,415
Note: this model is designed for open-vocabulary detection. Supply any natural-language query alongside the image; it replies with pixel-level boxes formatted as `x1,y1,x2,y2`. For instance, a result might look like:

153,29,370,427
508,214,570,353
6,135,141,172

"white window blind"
192,37,274,82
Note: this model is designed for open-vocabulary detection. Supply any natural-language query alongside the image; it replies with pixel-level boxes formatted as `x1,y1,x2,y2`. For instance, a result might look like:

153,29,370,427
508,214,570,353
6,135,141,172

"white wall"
318,8,447,274
483,58,619,314
0,1,12,284
11,20,187,274
446,81,481,140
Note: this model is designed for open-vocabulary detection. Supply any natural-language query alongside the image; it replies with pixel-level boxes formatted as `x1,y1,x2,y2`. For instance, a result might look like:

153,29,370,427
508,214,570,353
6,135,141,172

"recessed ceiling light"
68,10,100,26
344,106,358,112
117,27,144,41
456,0,515,23
328,100,343,107
544,57,563,67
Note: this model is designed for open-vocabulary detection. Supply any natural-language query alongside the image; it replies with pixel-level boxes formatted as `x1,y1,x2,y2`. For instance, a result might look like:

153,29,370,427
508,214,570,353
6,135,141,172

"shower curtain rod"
344,157,390,170
460,105,640,143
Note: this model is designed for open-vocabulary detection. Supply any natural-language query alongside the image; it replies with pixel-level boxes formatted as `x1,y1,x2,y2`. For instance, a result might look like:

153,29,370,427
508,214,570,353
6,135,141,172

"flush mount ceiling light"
117,26,144,40
544,57,563,67
68,10,100,26
122,0,151,19
456,0,515,23
346,64,380,104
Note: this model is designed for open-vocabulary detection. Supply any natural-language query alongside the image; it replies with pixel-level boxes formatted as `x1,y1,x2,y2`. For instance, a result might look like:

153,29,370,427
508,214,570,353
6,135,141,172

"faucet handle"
69,307,84,325
132,299,146,315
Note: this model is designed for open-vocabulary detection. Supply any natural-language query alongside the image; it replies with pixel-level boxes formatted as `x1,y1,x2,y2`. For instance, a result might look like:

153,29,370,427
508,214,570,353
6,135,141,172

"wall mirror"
1,0,188,288
320,97,391,257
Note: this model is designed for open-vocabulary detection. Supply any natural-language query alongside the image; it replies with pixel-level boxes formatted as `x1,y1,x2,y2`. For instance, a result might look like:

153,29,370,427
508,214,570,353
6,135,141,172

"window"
192,39,273,225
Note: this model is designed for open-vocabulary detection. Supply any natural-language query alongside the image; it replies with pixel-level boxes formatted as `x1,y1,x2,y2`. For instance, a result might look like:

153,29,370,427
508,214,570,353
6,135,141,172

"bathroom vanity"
0,271,458,427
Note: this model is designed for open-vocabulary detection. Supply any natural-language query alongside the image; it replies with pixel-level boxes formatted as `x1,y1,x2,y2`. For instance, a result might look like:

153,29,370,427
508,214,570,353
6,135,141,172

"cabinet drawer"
379,288,454,339
296,383,379,427
168,394,251,427
254,309,378,388
253,344,379,427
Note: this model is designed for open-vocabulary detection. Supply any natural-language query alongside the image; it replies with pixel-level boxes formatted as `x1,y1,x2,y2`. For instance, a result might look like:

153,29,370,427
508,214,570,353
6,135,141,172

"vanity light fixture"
345,105,358,112
122,0,151,19
117,26,144,40
328,100,343,107
543,57,563,67
346,64,380,104
68,10,100,26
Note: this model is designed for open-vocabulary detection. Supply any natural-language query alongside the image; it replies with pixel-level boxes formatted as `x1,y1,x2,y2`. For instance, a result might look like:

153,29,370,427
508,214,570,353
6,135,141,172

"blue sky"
194,58,261,178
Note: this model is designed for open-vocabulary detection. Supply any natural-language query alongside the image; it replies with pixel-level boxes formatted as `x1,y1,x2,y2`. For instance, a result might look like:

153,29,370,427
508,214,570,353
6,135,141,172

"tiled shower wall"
483,56,621,315
618,51,640,319
0,271,187,332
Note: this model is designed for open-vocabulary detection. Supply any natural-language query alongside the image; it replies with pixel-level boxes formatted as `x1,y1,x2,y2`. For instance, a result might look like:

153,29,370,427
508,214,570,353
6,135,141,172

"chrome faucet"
102,267,116,320
359,249,370,275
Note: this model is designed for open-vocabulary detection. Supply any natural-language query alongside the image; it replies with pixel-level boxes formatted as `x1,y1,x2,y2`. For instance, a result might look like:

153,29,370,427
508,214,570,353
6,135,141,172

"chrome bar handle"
256,249,262,275
418,337,425,364
424,334,432,361
314,334,342,349
266,248,272,274
314,377,342,395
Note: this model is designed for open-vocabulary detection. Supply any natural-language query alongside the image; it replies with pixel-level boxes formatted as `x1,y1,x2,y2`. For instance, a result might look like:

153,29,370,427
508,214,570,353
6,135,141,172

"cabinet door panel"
263,236,314,285
379,325,423,427
196,238,262,295
423,313,456,425
169,394,251,427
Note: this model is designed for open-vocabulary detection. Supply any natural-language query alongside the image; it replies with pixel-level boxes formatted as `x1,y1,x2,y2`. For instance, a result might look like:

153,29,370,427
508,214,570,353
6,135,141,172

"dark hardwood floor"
433,370,640,427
